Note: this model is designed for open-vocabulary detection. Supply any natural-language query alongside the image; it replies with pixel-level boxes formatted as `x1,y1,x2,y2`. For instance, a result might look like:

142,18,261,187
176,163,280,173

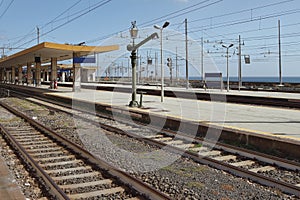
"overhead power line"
15,0,112,49
6,0,82,47
0,0,14,20
165,7,300,40
186,8,300,33
86,0,223,44
188,0,296,25
41,0,83,30
139,0,221,27
0,0,4,8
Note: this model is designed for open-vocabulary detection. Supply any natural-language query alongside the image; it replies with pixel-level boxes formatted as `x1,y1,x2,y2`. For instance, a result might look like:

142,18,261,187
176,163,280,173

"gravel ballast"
0,97,297,199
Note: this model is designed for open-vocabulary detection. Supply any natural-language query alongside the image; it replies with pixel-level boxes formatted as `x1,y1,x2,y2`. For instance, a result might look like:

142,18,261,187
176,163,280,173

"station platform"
34,83,300,142
56,81,300,100
2,82,300,142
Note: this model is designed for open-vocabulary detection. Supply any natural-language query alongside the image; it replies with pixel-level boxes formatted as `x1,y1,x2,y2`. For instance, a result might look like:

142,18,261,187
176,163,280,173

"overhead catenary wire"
5,0,83,47
2,0,300,70
188,0,296,25
0,0,14,20
86,0,224,44
40,0,83,30
15,0,112,49
139,0,222,28
159,6,300,59
7,0,110,49
0,0,4,8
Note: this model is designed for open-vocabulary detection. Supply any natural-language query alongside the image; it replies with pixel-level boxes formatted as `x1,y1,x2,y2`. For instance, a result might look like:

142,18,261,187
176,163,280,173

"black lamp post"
129,21,139,107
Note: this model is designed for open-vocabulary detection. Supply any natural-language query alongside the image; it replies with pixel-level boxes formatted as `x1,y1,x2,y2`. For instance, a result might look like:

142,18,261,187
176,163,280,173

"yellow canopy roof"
0,42,119,68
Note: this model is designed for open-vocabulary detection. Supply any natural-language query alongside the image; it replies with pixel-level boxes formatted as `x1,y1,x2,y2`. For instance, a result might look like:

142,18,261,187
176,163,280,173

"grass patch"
0,117,20,123
186,181,204,188
193,143,202,148
137,151,165,161
162,165,207,177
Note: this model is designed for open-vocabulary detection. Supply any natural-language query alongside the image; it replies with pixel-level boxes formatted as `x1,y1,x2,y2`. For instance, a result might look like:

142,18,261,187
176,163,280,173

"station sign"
73,56,96,63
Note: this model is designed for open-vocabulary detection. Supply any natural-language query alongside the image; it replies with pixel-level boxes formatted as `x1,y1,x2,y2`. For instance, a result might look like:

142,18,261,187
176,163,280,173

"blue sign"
73,57,96,63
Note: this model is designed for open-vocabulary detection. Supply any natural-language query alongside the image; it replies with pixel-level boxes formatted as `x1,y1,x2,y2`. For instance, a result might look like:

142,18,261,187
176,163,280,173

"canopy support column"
6,70,10,83
0,68,4,83
73,52,81,92
35,58,41,86
27,63,32,85
50,57,57,82
11,66,15,84
18,65,22,85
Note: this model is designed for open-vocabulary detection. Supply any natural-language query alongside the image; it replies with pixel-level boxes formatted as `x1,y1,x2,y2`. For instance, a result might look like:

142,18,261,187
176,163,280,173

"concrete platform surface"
43,84,300,142
58,81,300,100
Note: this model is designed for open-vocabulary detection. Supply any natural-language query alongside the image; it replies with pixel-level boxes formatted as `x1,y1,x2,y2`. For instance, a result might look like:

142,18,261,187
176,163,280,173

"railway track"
3,89,300,197
87,116,300,197
32,98,300,197
0,102,170,200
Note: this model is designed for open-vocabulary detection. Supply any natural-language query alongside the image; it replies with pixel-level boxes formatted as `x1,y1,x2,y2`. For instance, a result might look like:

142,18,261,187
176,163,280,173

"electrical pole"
185,18,189,89
146,51,149,80
238,35,242,91
201,37,204,82
278,20,283,86
139,54,142,84
155,52,158,82
176,47,178,81
37,26,40,44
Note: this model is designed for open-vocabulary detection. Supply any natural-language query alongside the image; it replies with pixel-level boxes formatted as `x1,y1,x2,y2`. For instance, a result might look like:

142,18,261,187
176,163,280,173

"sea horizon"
189,76,300,83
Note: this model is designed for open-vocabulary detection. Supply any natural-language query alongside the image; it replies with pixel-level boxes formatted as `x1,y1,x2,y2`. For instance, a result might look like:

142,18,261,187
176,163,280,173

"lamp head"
154,24,161,30
130,21,138,39
229,43,234,48
162,21,170,28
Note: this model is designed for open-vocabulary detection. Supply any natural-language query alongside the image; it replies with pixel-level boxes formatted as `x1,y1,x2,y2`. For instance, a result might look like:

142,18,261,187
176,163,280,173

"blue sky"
0,0,300,78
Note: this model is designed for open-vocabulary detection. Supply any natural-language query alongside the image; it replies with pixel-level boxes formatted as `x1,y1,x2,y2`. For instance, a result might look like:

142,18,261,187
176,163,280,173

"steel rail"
4,87,300,197
0,101,171,200
21,89,300,171
99,124,300,197
158,129,300,171
0,122,69,199
13,95,300,197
